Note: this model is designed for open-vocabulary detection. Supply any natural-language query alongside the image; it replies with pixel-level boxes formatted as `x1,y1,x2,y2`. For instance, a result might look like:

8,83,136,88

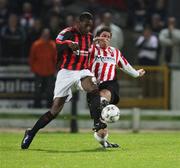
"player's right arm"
56,28,79,52
117,50,145,78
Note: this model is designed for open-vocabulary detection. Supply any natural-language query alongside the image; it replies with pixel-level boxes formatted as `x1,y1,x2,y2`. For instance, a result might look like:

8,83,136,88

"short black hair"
95,26,112,37
79,12,93,21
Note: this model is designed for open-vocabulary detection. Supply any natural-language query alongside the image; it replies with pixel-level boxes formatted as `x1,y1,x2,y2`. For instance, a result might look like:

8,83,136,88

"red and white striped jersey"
89,44,139,83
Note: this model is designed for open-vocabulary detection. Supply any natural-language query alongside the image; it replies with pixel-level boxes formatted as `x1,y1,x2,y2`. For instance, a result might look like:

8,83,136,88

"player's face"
99,31,111,48
79,19,93,34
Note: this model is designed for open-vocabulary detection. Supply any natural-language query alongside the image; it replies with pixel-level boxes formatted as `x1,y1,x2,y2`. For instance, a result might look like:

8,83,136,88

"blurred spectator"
1,13,26,65
149,0,167,23
136,25,159,98
28,18,43,45
29,28,57,108
40,0,52,18
0,0,9,29
136,26,159,65
159,17,180,64
20,2,35,32
48,14,61,40
26,18,43,55
0,0,9,61
132,0,148,32
94,11,124,49
0,37,2,58
84,0,102,16
44,0,65,23
151,13,164,35
65,14,76,27
98,0,127,11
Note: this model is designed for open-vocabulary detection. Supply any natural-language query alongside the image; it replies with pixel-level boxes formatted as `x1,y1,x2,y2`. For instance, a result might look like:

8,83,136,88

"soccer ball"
101,104,120,123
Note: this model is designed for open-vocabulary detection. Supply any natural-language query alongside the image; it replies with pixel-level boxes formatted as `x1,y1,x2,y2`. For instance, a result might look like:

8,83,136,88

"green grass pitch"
0,131,180,168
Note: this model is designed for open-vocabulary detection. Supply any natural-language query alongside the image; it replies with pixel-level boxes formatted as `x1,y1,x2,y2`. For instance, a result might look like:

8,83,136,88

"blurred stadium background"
0,0,180,132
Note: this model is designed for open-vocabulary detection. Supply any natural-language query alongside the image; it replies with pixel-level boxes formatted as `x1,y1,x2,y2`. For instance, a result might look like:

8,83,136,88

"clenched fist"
68,42,79,51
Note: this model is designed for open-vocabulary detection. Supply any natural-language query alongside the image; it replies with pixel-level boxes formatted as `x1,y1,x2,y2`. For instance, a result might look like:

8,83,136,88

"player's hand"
68,42,79,51
137,69,145,77
94,37,109,48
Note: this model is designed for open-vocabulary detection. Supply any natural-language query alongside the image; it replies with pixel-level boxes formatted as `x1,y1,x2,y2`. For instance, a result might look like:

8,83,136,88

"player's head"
78,12,93,34
96,26,112,48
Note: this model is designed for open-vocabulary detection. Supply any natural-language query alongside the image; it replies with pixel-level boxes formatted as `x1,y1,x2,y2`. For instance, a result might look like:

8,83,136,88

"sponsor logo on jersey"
94,55,116,63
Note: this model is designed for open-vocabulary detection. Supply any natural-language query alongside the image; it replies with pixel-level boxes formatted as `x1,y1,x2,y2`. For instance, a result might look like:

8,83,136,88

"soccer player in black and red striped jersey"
21,12,107,149
87,26,145,148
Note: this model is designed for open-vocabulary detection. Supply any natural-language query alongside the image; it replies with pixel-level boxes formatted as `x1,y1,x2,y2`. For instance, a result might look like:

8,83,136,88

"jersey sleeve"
117,50,139,78
56,28,74,53
56,28,74,45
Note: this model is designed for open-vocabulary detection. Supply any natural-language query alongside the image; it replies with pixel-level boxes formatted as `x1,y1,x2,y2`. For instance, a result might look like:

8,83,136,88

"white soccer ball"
101,104,120,123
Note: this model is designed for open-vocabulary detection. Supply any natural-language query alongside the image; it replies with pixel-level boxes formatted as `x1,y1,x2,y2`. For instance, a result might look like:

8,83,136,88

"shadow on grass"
29,147,118,153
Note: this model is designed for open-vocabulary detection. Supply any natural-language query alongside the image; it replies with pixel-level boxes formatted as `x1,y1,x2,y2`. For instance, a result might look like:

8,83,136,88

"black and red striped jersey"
56,27,93,70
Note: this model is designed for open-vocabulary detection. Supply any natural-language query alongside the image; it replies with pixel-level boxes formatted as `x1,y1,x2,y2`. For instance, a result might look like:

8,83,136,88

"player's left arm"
117,51,145,78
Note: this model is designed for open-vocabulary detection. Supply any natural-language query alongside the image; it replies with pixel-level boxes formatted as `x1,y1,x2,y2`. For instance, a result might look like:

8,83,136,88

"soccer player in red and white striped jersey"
89,29,145,83
87,26,145,148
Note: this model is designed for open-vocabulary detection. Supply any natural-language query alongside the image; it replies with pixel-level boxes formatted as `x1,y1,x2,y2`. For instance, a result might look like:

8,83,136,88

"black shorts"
86,80,119,120
98,80,120,105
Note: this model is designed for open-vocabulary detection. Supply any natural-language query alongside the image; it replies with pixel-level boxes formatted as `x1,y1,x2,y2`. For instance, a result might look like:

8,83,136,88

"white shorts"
54,69,94,102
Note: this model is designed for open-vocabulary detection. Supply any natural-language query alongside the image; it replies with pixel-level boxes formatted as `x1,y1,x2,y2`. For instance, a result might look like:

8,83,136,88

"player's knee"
81,76,98,92
87,77,98,92
91,76,98,85
100,89,111,102
50,98,65,117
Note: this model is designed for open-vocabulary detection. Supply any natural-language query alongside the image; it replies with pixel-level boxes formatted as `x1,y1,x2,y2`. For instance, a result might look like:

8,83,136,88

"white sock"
94,132,109,146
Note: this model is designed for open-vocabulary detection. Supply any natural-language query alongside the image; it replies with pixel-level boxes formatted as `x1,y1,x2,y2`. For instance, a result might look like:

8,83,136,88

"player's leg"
99,89,111,108
81,76,101,122
99,80,120,105
79,72,119,148
93,90,119,148
21,69,72,149
81,76,110,118
94,128,119,148
29,96,67,135
21,97,67,149
94,80,120,148
81,76,108,131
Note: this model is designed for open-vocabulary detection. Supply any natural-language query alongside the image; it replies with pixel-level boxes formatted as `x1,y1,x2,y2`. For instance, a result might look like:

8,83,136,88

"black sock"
87,89,101,122
30,111,55,135
100,97,109,109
